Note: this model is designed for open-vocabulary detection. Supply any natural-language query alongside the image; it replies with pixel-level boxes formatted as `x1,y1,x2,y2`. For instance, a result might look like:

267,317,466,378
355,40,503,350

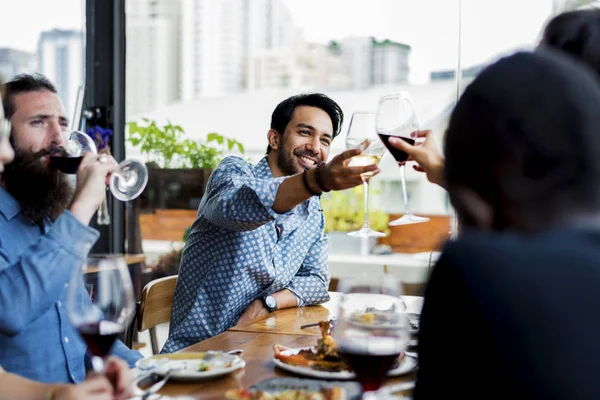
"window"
0,0,85,119
124,0,560,217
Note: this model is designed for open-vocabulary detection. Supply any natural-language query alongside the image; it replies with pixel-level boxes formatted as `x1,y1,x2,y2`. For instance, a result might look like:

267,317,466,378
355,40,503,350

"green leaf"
207,132,224,145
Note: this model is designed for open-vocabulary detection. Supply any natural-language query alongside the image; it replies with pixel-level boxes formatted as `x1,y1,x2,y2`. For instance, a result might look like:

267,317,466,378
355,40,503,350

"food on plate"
273,320,404,372
355,313,375,324
225,386,346,400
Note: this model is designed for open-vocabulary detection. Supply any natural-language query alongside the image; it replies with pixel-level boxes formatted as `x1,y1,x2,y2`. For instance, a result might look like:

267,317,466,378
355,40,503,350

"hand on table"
233,299,269,328
52,375,113,400
104,356,134,400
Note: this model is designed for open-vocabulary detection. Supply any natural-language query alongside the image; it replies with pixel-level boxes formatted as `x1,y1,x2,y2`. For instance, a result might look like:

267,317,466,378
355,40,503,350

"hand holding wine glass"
345,112,387,238
53,130,149,225
376,93,430,226
334,274,409,399
66,256,136,374
69,152,120,225
388,129,445,188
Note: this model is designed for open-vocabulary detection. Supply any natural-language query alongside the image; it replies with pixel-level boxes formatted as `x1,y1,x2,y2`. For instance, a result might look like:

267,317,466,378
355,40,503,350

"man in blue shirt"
164,93,381,352
0,74,141,384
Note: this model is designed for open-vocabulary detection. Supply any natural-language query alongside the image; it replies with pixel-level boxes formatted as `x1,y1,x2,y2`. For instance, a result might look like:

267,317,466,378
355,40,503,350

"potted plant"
127,119,245,210
321,185,390,256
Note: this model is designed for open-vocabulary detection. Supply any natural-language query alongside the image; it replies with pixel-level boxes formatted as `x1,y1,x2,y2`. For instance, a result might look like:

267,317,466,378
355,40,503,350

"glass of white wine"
346,112,387,238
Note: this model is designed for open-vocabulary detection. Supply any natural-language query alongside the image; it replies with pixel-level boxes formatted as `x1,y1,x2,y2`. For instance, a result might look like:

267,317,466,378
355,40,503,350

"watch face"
265,296,277,309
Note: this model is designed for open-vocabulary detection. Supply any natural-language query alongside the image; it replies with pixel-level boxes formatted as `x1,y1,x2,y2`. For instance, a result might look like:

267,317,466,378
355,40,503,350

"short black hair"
4,73,58,119
267,93,343,153
541,9,600,79
445,50,600,228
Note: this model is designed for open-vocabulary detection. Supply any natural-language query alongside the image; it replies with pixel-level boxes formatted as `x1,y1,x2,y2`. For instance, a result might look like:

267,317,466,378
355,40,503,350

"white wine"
350,154,382,180
350,154,382,167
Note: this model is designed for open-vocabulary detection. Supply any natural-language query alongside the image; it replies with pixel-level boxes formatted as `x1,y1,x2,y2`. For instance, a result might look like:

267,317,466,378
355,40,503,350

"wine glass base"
389,214,430,226
347,227,387,238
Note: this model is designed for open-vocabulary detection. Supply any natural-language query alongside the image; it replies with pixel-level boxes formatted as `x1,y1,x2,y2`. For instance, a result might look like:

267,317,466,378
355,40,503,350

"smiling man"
163,93,380,352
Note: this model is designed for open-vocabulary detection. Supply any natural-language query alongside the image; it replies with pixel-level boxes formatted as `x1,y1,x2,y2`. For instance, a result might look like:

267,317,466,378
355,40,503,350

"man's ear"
267,129,281,151
451,186,494,231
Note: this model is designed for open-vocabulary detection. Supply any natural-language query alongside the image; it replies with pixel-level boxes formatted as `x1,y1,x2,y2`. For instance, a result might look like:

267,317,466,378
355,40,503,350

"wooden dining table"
147,293,420,399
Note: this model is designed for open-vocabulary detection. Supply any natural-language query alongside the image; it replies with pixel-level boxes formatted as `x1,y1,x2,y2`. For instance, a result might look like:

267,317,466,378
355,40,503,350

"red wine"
77,321,123,357
378,133,415,163
339,347,401,392
51,156,83,174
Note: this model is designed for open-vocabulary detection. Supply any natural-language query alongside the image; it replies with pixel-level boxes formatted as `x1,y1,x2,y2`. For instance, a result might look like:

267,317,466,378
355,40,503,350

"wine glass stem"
362,179,370,230
96,191,111,225
362,391,378,400
91,355,106,373
400,164,411,215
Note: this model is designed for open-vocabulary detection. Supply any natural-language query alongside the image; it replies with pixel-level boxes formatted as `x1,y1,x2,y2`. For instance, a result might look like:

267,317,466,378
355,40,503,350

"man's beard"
3,146,73,225
277,147,322,176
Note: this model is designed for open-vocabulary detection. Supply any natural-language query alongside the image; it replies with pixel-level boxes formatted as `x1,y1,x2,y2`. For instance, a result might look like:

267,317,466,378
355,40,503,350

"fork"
141,364,186,400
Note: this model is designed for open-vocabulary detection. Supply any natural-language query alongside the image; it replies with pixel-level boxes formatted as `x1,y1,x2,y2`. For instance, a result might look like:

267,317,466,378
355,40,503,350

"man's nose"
305,136,321,155
49,121,67,146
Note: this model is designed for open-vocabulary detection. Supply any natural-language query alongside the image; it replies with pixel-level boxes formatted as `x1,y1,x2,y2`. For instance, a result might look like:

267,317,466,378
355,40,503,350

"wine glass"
334,274,409,399
376,93,430,226
66,255,136,372
52,130,149,201
346,112,387,238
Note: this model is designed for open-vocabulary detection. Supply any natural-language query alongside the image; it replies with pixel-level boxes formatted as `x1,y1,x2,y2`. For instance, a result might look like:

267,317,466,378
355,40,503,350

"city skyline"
0,0,557,84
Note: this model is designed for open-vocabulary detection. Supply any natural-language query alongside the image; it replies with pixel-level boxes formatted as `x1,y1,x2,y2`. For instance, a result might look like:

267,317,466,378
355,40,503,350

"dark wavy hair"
4,73,58,119
267,93,343,153
541,9,600,79
445,50,600,229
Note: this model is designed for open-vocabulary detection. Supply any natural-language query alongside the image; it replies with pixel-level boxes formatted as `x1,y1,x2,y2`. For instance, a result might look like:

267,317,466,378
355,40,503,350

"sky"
0,0,556,83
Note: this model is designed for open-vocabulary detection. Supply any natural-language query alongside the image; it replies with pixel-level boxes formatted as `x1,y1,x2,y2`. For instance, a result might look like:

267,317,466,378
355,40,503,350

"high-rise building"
126,0,182,117
0,48,37,80
37,29,84,118
249,41,348,91
181,0,298,98
181,0,249,99
338,37,374,90
372,39,410,85
337,37,411,90
246,0,295,90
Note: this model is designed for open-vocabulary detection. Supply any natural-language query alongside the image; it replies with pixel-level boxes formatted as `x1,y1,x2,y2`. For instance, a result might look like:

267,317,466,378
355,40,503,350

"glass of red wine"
51,130,149,201
376,93,430,226
334,274,409,399
66,255,136,372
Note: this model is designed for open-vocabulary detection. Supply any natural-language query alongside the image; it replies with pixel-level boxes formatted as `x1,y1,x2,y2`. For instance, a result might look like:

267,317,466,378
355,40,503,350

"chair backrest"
137,275,178,332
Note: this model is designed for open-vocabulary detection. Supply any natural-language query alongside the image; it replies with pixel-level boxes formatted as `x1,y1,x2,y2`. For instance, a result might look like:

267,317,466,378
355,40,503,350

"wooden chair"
132,275,178,354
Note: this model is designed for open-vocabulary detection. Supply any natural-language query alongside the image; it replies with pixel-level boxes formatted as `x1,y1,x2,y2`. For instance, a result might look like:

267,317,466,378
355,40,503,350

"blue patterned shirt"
0,188,141,383
163,156,330,352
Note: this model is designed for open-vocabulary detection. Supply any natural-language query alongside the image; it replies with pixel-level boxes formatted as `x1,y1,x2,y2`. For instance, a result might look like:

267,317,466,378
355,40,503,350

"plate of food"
136,351,245,381
273,321,417,380
225,377,358,400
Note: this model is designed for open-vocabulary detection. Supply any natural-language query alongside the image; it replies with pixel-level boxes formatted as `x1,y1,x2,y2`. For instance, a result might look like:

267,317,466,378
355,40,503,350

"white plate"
137,352,245,382
273,348,417,380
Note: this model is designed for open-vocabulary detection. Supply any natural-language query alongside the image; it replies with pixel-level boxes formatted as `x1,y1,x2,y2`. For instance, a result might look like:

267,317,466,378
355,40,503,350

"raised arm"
203,152,380,232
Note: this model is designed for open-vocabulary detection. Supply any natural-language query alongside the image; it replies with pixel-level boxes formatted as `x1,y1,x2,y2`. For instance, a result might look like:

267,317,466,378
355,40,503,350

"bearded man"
163,93,380,352
0,74,141,383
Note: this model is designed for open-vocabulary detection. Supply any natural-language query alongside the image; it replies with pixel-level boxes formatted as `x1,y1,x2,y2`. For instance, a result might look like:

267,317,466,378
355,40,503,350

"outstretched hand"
319,148,381,191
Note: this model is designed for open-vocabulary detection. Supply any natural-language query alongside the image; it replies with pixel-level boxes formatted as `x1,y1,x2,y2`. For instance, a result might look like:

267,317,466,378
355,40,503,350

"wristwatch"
262,295,278,312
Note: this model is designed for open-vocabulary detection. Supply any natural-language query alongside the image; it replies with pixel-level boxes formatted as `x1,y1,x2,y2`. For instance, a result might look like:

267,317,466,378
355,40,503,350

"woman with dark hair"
388,8,600,189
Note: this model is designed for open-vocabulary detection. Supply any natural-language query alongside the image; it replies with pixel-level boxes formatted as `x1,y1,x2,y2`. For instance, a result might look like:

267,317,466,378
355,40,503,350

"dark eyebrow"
29,114,69,125
296,123,333,141
296,123,316,131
